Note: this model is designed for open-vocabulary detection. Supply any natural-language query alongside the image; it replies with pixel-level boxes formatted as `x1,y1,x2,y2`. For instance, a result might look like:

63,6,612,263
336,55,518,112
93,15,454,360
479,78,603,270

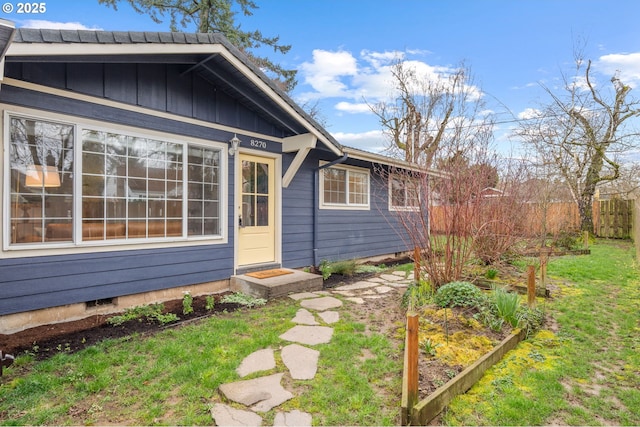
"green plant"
154,313,180,325
106,303,178,326
485,268,498,279
434,281,483,309
401,280,433,310
182,292,193,315
421,338,441,356
319,259,332,280
516,305,545,337
492,286,520,327
205,295,215,311
220,292,267,308
552,230,580,250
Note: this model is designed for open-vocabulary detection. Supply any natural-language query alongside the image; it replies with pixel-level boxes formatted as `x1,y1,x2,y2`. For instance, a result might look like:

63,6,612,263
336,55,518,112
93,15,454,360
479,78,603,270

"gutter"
313,153,349,266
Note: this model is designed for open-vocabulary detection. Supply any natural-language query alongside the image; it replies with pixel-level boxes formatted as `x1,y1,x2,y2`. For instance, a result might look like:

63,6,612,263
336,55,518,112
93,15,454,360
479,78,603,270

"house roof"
4,27,437,174
5,28,343,155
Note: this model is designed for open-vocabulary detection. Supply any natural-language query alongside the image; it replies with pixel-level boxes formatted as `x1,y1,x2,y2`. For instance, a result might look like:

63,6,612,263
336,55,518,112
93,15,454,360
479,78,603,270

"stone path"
211,270,414,426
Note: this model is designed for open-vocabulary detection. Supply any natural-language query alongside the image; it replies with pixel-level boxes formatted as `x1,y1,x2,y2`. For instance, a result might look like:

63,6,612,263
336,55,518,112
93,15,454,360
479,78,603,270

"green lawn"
0,297,402,425
1,239,638,425
444,240,640,426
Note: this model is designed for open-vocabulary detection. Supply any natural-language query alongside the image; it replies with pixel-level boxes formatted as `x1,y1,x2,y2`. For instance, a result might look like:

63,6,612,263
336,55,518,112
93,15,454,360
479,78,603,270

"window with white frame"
320,163,369,209
389,174,420,211
7,114,224,247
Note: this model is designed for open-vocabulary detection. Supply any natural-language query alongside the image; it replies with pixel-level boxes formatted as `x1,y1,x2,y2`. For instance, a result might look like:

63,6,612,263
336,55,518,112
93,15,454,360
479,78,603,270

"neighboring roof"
5,28,342,155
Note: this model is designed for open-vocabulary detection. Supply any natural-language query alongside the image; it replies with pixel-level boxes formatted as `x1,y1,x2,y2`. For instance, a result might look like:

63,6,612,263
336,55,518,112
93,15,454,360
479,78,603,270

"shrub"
434,281,483,309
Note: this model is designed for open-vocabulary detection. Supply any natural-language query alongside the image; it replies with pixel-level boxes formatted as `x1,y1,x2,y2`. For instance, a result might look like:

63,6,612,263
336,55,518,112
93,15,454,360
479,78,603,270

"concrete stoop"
230,269,323,299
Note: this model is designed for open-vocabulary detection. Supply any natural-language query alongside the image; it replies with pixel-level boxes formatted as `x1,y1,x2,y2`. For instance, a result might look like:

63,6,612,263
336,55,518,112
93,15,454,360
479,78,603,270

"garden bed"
0,293,243,361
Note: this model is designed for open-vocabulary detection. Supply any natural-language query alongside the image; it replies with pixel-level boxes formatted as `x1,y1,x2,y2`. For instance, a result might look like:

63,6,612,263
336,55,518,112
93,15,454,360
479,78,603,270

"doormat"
246,269,294,279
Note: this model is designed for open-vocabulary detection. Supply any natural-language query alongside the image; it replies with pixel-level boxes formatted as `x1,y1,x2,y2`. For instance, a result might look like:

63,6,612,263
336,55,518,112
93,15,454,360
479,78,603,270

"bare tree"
369,59,488,167
370,59,533,287
516,58,640,232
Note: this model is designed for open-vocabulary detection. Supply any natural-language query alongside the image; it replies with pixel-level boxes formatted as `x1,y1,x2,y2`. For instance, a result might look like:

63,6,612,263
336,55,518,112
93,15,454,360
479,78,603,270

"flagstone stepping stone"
345,297,365,304
281,344,320,380
379,274,404,282
211,403,262,426
318,310,339,324
274,410,312,426
331,290,355,297
237,348,276,378
292,308,319,325
387,281,411,288
219,373,294,413
279,325,334,345
392,271,408,277
375,285,394,294
288,291,321,301
367,277,387,283
299,296,343,311
333,281,380,291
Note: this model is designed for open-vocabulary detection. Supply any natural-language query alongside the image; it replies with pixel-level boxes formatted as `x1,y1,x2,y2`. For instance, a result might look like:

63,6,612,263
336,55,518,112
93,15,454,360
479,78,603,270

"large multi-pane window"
8,115,224,247
320,164,369,209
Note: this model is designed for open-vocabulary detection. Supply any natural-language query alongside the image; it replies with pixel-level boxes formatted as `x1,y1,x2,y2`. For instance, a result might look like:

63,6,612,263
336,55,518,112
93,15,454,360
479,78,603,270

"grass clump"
434,281,483,309
319,259,358,280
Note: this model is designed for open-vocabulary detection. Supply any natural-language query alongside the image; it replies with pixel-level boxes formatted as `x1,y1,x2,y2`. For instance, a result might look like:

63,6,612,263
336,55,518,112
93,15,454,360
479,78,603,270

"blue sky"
3,0,640,154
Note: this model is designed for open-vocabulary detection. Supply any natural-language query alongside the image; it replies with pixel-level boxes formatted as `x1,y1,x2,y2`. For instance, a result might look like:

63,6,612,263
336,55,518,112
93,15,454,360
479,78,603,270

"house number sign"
250,139,268,149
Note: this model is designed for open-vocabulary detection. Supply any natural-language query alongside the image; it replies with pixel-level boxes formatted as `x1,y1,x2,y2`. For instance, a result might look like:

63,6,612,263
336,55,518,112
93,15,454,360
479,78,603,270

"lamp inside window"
25,165,61,188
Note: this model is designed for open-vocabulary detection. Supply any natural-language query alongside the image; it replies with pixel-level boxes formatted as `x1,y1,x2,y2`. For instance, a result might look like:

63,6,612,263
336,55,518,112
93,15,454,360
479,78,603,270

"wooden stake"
539,249,548,292
527,265,536,307
406,313,419,411
583,230,589,249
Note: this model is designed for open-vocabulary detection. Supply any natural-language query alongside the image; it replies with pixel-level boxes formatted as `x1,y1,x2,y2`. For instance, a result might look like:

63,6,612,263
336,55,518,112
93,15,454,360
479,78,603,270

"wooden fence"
430,199,633,239
595,198,634,239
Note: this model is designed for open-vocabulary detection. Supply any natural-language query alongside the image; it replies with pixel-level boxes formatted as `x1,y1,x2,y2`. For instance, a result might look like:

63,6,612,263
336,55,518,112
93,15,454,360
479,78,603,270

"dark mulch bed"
0,294,241,361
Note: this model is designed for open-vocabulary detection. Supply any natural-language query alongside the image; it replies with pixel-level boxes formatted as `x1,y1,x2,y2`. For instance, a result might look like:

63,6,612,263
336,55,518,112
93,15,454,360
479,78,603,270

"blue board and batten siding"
0,61,262,316
281,151,410,268
0,59,412,317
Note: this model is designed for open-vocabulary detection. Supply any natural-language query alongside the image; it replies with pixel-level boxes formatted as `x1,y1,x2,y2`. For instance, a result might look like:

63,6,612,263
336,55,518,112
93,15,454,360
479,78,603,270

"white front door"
237,153,276,266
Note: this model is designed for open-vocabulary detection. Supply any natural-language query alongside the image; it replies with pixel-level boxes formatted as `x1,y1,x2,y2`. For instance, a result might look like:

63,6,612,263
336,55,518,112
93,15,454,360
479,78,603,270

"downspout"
313,153,348,267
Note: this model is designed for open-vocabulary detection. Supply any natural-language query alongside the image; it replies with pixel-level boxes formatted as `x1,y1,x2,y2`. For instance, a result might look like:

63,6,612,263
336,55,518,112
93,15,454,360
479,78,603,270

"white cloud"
518,108,541,120
595,52,640,87
297,48,481,108
20,20,103,30
298,49,358,99
331,129,387,152
335,101,372,114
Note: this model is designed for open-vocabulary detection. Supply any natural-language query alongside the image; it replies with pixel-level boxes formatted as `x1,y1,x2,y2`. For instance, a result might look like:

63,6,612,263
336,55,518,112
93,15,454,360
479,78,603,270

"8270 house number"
250,139,267,149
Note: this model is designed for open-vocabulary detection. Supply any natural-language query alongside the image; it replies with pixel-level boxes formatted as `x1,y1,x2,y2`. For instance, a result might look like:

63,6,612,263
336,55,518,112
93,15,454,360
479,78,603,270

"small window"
389,174,420,211
320,163,369,210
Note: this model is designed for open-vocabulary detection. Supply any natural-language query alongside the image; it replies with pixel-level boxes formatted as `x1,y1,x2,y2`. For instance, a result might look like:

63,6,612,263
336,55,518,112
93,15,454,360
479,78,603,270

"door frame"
233,148,282,272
